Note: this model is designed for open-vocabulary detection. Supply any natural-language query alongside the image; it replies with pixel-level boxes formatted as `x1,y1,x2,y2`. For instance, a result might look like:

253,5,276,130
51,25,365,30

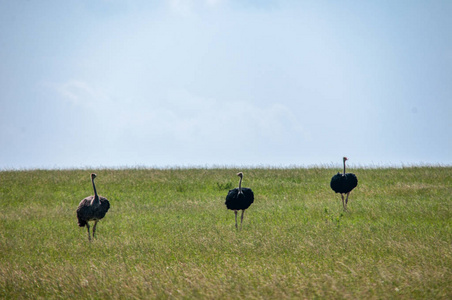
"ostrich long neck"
343,160,346,175
92,177,100,204
238,176,243,194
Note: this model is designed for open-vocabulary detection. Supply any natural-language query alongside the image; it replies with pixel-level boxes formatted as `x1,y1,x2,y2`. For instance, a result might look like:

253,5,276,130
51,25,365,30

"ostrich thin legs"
345,192,350,209
93,221,99,238
240,210,245,229
341,194,346,210
340,193,351,211
234,210,246,230
86,223,91,241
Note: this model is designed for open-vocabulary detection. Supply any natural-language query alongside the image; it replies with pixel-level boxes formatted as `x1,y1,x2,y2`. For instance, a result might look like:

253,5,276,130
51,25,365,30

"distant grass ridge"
0,167,451,299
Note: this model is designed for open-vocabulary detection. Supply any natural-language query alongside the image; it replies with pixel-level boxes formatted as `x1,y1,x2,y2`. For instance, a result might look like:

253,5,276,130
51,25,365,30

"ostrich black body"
330,173,358,194
225,188,254,211
77,196,110,227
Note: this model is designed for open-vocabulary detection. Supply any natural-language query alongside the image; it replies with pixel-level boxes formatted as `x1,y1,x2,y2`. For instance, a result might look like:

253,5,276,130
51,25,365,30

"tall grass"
0,167,451,299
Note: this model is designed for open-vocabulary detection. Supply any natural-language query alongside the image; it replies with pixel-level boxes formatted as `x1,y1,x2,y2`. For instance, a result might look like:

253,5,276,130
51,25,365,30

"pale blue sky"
1,0,451,169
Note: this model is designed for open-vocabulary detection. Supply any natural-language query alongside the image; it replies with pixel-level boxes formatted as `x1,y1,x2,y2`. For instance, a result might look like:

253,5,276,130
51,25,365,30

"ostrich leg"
240,210,245,229
234,210,238,229
341,194,346,210
86,223,91,241
345,192,351,210
93,220,99,238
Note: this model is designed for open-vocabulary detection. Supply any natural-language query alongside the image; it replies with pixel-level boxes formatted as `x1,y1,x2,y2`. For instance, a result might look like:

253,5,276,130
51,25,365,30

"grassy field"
0,167,451,299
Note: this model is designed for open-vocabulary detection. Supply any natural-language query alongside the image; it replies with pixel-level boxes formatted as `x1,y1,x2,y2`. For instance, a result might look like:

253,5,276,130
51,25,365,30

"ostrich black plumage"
330,157,358,210
225,172,254,229
77,173,110,241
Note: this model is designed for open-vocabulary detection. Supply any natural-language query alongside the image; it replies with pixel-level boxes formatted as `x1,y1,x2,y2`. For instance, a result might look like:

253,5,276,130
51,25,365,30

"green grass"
0,167,451,299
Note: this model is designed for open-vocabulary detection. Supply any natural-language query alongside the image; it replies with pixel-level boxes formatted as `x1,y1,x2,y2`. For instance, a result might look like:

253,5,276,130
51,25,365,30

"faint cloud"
167,0,225,14
168,0,194,14
121,89,309,144
205,0,224,7
51,80,110,108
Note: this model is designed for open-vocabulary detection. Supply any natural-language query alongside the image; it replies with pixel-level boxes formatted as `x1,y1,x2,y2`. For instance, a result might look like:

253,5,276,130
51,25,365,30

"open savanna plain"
0,167,451,299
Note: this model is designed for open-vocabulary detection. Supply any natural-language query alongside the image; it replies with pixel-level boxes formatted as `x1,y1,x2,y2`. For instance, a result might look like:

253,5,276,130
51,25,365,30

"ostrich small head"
343,157,348,162
91,173,97,180
237,172,243,178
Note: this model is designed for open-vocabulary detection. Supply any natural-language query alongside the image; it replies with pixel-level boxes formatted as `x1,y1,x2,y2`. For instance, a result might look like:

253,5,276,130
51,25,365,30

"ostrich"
76,173,110,241
330,157,358,210
225,172,254,229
